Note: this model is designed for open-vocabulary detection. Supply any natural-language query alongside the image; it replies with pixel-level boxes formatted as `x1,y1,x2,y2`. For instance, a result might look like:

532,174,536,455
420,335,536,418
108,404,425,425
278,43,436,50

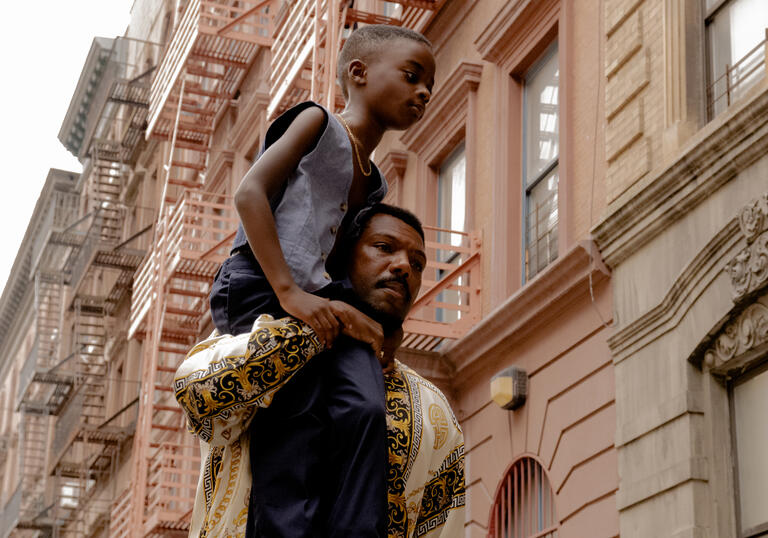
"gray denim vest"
232,101,388,292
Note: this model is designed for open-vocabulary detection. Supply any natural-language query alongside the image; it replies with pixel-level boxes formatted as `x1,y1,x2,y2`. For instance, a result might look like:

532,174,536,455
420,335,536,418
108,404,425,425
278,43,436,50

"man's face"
348,213,426,328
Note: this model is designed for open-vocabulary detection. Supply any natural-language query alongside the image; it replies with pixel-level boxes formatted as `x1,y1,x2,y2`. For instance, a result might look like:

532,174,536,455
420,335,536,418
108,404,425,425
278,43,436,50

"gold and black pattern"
174,319,322,442
385,371,414,538
414,445,466,537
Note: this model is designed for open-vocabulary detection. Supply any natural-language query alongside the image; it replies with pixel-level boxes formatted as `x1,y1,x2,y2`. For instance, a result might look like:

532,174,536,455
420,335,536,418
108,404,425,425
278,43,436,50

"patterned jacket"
174,315,465,537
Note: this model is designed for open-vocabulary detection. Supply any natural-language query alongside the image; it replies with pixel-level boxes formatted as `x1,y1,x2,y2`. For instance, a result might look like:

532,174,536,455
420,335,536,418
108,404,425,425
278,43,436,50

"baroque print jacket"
174,315,465,537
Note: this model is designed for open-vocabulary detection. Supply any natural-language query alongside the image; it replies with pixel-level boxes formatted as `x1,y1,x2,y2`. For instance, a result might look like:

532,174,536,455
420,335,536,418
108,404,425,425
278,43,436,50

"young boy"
208,24,435,538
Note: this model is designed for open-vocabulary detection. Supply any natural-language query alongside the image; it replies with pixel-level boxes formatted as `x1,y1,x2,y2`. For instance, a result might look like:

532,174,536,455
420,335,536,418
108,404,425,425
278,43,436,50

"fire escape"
42,37,161,537
12,173,80,536
120,2,275,536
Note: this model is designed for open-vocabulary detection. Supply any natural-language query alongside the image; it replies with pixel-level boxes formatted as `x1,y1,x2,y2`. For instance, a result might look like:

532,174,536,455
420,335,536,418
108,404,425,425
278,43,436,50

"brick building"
0,0,764,537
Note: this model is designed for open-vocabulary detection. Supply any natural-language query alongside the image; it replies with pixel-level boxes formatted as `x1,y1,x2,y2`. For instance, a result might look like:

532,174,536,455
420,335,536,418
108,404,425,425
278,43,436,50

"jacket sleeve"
173,315,323,445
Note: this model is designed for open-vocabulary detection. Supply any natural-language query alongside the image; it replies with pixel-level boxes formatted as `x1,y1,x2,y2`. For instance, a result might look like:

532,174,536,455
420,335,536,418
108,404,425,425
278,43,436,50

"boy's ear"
348,59,367,87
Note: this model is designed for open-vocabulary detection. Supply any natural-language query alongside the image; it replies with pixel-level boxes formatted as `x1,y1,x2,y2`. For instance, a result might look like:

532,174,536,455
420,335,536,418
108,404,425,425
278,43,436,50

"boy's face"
361,38,436,130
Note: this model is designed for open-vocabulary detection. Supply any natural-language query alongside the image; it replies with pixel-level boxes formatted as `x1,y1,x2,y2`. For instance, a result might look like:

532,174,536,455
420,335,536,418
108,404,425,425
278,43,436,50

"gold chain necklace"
336,114,372,177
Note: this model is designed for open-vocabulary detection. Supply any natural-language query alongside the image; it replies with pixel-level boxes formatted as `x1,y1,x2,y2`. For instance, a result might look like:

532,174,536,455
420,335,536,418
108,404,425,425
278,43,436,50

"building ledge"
444,241,610,383
592,83,768,270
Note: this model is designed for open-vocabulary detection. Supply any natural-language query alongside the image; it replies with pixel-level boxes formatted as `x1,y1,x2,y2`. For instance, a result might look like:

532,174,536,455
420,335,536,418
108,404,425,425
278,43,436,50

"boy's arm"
234,106,339,346
174,316,323,445
174,307,384,446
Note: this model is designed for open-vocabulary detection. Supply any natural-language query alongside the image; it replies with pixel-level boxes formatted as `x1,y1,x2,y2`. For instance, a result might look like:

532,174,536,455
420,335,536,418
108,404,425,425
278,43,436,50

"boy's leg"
210,251,285,335
246,355,329,538
322,337,388,538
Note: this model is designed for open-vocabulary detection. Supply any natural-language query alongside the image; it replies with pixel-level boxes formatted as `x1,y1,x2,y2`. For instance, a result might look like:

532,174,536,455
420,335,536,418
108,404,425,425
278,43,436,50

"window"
436,143,467,323
523,44,559,281
488,457,558,538
705,0,768,118
731,363,768,537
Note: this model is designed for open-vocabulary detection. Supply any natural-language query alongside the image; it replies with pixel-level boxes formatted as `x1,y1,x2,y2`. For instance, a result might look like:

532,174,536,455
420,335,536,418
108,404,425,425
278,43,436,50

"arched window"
488,456,559,538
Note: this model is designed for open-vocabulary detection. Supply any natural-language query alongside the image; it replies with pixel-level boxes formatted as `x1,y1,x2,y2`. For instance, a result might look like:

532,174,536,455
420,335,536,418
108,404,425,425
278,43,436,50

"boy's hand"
279,287,341,348
329,302,384,357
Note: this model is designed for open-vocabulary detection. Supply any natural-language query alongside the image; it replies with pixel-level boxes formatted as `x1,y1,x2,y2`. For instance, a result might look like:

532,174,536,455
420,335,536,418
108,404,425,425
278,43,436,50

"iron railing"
707,29,768,119
402,225,482,351
488,457,558,538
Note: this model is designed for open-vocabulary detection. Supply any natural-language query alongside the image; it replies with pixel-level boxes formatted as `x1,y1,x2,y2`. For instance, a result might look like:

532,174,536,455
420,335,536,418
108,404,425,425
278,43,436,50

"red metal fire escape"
119,2,275,536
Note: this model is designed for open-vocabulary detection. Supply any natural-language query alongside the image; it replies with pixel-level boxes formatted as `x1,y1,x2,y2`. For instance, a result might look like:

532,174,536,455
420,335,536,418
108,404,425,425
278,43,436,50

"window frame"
521,41,560,283
703,0,768,120
728,358,768,538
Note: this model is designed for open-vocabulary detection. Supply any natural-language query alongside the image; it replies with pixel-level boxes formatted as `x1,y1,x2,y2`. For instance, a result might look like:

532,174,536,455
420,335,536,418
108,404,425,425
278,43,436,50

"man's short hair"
351,203,424,244
337,24,432,100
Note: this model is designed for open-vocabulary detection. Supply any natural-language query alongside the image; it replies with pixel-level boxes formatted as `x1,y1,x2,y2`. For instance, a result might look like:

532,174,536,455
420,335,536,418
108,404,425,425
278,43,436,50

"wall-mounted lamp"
490,366,528,410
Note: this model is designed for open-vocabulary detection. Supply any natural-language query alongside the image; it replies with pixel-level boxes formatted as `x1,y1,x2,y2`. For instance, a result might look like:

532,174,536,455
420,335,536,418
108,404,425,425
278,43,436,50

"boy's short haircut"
337,24,432,100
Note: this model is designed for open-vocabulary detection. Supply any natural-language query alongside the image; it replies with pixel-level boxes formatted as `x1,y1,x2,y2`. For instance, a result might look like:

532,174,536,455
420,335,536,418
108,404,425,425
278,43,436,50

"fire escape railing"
402,225,482,351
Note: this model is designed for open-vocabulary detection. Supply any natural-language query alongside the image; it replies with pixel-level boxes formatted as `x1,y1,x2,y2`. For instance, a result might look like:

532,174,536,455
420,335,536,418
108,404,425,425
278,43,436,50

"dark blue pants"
209,251,387,538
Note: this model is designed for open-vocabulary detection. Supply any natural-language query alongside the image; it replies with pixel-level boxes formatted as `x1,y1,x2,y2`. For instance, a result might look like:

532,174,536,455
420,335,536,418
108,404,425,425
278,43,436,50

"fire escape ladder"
17,409,52,531
74,296,109,425
268,0,445,119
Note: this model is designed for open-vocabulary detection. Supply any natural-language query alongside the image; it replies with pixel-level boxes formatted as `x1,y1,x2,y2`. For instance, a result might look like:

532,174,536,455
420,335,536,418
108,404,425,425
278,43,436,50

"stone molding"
592,85,768,270
700,297,768,375
378,151,408,206
228,88,269,153
606,190,768,370
445,241,610,383
607,218,741,363
726,193,768,300
474,0,558,66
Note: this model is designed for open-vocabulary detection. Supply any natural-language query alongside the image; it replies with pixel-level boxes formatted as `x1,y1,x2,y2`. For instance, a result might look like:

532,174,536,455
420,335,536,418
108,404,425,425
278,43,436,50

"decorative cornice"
400,60,482,156
592,85,768,269
445,241,610,382
726,193,768,299
474,0,558,66
697,295,768,376
377,150,409,180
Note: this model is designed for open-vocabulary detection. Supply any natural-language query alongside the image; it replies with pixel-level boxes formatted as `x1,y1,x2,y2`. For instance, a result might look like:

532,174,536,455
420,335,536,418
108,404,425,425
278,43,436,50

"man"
174,204,465,537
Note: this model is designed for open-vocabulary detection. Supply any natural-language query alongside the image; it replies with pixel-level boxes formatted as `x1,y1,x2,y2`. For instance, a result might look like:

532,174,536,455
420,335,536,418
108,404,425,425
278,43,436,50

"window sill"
444,240,609,383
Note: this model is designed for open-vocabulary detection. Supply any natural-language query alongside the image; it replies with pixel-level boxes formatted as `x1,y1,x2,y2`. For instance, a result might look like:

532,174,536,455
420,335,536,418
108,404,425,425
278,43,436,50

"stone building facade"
594,0,768,537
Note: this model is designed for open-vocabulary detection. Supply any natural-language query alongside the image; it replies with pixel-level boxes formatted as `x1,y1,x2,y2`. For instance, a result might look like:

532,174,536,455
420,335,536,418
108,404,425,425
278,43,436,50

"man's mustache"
375,276,411,302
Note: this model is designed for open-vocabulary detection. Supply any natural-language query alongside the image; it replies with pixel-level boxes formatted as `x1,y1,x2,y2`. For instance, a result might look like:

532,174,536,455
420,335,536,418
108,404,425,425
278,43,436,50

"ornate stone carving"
703,301,768,369
725,193,768,299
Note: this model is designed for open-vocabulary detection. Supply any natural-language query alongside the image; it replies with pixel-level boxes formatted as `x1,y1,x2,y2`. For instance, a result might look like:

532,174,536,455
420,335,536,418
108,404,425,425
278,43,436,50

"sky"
0,1,133,293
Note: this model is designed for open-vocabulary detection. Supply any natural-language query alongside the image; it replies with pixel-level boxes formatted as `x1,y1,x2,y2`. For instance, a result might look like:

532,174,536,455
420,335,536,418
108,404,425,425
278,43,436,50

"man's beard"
358,300,404,336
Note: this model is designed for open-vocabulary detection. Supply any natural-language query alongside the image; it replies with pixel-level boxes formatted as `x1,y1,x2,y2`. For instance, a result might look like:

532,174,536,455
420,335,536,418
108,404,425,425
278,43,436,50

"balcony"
143,442,200,535
129,190,237,339
60,37,162,162
146,0,275,141
402,225,482,351
66,203,155,315
708,29,768,119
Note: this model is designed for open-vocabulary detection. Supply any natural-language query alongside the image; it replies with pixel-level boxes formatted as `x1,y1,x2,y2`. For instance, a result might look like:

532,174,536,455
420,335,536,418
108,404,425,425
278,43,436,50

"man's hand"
279,287,341,348
380,327,403,374
330,301,384,358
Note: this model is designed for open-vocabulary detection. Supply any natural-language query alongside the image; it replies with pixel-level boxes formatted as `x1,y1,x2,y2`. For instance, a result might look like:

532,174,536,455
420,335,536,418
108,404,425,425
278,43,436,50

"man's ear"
348,59,367,88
